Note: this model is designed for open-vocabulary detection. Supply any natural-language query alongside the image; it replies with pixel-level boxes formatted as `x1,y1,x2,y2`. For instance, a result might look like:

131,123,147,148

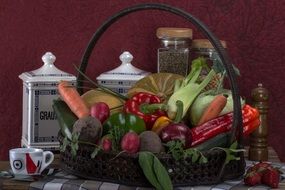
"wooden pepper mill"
249,83,269,161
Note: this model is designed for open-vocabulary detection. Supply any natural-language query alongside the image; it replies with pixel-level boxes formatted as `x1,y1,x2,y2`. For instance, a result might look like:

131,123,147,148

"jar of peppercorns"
156,27,193,76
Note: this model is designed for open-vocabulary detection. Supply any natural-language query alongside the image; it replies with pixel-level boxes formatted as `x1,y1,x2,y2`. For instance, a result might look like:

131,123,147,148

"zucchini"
193,132,231,152
53,99,78,140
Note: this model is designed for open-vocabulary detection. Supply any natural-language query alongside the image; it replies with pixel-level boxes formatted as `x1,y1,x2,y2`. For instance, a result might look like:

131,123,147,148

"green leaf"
199,155,208,164
71,143,77,157
230,141,238,149
191,151,199,163
60,137,69,152
165,140,184,161
72,132,80,142
138,152,162,190
211,141,244,165
184,148,208,164
91,147,101,159
109,125,125,151
153,155,173,190
69,132,79,157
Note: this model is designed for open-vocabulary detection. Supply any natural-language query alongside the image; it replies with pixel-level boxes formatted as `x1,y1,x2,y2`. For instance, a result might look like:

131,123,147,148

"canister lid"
19,52,76,83
96,51,149,82
156,27,193,39
192,39,227,49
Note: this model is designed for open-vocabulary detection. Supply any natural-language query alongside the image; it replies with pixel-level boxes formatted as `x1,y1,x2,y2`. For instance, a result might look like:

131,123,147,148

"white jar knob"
42,52,56,66
119,51,133,64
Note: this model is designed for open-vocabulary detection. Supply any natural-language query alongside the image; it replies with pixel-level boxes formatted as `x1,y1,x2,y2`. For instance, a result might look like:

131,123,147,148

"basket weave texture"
59,135,245,187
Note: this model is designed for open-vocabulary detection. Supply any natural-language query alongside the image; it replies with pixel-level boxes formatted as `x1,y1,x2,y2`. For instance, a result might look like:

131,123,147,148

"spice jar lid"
19,52,76,83
156,27,193,39
192,39,227,49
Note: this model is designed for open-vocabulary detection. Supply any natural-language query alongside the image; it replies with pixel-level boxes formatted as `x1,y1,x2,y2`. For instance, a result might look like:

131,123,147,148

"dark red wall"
1,0,284,161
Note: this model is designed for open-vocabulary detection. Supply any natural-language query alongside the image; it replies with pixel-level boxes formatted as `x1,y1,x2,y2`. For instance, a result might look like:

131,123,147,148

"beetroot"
90,102,110,123
121,132,140,153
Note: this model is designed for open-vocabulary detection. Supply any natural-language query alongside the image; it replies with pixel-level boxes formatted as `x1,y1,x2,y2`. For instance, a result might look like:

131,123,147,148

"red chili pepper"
123,92,166,130
190,104,260,146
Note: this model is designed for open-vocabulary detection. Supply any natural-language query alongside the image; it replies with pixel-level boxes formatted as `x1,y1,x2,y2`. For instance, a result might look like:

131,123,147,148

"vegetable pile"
53,57,261,189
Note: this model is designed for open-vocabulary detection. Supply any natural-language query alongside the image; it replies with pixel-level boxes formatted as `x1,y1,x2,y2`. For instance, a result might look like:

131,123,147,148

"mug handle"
40,151,54,173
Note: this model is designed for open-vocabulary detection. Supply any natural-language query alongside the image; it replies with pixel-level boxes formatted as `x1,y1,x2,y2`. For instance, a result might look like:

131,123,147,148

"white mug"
9,148,54,175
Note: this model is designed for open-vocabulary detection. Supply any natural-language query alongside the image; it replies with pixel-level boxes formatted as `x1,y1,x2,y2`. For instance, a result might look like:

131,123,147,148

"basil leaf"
138,152,162,190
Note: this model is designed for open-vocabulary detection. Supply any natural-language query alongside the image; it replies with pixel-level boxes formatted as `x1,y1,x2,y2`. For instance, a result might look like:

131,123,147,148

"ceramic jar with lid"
96,51,150,95
19,52,76,150
156,27,193,76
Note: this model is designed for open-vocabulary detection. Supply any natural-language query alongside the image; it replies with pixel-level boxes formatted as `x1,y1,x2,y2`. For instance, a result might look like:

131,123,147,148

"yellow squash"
81,89,125,113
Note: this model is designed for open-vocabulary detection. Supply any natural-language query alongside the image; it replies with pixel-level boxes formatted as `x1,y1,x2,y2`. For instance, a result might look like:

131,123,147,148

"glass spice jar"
191,39,227,91
156,27,193,76
191,39,227,68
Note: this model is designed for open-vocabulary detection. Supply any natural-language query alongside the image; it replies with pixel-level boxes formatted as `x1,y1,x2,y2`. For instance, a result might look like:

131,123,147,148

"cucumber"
193,132,231,152
53,99,78,140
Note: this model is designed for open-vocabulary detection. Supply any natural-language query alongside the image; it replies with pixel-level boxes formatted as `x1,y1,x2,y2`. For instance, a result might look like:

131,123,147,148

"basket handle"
77,3,243,146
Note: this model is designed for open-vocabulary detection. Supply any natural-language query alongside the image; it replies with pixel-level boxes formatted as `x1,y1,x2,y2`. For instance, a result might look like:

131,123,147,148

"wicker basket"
59,133,245,187
60,3,245,187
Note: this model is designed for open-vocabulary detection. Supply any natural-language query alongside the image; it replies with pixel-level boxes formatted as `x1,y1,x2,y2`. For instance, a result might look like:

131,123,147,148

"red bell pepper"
190,104,260,146
123,92,166,130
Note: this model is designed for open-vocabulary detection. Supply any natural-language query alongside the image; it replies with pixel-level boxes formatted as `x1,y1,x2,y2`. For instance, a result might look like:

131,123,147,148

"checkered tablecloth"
1,161,285,190
28,177,273,190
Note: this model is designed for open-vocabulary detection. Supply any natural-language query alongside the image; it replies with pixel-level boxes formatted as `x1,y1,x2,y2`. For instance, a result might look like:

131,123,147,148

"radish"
121,132,140,153
90,102,110,123
101,136,112,152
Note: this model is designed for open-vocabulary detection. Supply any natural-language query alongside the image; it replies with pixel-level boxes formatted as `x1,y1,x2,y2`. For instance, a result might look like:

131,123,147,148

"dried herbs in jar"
156,27,193,76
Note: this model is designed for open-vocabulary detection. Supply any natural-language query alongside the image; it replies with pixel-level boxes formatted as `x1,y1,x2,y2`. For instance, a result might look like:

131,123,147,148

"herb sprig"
165,140,208,164
60,132,102,159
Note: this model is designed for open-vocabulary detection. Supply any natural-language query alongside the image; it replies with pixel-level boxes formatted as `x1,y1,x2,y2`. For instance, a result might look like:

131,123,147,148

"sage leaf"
138,152,162,190
153,155,173,190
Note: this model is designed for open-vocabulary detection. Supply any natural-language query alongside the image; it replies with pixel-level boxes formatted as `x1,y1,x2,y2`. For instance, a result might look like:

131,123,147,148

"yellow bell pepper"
152,116,171,135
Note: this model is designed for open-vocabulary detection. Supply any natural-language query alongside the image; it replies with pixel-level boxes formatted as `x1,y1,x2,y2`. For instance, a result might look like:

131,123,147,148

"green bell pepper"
103,112,146,135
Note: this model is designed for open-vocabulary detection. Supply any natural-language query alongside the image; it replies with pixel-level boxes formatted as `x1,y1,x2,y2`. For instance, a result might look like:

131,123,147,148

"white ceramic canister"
96,51,150,95
19,52,76,150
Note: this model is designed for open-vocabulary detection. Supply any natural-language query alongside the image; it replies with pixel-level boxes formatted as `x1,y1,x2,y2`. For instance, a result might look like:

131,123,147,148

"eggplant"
160,123,192,148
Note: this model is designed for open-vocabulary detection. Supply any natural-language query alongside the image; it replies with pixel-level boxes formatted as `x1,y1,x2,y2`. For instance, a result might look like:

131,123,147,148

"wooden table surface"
0,147,283,190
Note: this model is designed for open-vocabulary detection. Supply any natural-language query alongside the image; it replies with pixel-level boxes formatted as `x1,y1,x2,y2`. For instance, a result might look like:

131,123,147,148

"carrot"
197,94,227,125
58,81,89,118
